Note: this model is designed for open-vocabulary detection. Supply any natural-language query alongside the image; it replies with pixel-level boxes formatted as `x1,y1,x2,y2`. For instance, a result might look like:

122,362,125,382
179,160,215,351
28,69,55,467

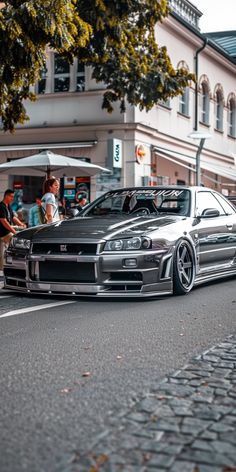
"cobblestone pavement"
69,335,236,472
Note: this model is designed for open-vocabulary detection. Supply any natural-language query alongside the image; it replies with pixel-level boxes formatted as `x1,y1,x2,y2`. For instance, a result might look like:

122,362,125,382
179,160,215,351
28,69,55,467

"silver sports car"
3,186,236,297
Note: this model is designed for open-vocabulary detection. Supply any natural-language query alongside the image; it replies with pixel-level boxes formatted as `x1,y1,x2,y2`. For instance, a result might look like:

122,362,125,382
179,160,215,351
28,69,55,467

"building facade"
0,0,236,203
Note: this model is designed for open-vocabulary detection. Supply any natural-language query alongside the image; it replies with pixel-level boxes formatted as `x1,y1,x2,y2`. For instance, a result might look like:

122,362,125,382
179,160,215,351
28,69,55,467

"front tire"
173,239,195,295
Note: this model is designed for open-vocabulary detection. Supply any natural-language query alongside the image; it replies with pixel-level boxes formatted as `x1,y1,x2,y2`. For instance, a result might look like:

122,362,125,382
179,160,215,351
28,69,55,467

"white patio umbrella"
0,150,111,178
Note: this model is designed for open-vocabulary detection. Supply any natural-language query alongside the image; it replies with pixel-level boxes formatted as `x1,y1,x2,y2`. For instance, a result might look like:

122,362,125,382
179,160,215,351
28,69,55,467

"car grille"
31,243,97,255
109,272,142,281
38,261,95,283
4,268,26,279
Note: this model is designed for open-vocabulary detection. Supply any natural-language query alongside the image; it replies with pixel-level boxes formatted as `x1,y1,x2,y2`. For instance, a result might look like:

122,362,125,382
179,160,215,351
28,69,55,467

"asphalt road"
0,278,236,472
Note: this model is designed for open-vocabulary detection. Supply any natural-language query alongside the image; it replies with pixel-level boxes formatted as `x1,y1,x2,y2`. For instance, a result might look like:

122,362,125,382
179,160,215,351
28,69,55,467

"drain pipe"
194,37,208,131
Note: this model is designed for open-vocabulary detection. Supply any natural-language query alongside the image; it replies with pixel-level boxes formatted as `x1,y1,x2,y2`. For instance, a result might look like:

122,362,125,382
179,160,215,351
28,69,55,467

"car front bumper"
3,247,173,297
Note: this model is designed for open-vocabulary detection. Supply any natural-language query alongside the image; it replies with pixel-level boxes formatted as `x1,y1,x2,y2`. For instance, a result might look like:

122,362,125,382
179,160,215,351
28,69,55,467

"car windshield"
83,188,191,217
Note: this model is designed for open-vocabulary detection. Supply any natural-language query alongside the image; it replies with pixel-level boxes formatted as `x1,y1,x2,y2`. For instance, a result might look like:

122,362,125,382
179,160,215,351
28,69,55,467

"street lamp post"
188,131,212,186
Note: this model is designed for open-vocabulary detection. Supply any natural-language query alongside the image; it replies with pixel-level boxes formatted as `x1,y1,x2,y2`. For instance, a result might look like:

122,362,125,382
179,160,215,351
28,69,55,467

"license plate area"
39,261,95,283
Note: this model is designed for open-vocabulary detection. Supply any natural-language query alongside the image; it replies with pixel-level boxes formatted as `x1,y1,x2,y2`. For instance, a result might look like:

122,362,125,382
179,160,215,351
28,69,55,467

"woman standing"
41,177,60,223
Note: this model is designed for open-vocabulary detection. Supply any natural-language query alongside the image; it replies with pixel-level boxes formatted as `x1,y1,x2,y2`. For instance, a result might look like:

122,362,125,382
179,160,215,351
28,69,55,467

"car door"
194,190,236,273
213,191,236,260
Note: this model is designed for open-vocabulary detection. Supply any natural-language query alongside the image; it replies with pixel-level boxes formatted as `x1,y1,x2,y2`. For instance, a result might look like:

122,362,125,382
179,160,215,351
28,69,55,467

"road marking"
0,295,13,299
0,301,76,319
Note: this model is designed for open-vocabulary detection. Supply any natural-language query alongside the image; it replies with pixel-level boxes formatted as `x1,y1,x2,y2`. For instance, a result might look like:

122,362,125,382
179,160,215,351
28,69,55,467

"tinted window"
84,189,191,216
214,193,235,215
87,195,127,215
196,191,226,216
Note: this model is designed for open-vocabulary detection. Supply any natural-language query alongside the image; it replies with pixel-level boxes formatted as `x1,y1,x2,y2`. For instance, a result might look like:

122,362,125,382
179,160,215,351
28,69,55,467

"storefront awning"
0,141,97,152
154,147,196,170
200,160,236,181
154,146,236,182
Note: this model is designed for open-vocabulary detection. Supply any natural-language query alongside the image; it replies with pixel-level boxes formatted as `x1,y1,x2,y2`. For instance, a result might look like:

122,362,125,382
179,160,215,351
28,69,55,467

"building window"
215,89,224,131
38,78,46,95
36,65,47,95
177,60,190,116
54,54,70,92
201,82,210,124
159,98,171,108
228,98,236,137
179,88,189,116
76,62,85,92
36,54,86,94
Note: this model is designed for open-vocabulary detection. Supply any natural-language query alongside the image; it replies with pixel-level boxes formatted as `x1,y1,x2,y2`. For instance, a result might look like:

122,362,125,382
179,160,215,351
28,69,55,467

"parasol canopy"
0,150,111,178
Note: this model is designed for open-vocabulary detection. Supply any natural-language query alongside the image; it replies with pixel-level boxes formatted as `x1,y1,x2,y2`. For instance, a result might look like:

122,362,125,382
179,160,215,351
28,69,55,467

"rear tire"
173,239,195,295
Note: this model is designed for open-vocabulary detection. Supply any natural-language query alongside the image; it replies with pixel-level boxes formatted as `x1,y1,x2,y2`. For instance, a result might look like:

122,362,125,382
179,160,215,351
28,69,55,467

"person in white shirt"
41,178,60,223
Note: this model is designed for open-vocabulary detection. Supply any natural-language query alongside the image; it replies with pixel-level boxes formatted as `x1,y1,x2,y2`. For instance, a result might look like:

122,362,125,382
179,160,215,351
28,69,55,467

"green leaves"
0,0,194,132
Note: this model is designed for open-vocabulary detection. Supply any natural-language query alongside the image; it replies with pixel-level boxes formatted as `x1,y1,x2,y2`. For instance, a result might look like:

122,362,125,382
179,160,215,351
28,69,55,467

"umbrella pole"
46,166,51,179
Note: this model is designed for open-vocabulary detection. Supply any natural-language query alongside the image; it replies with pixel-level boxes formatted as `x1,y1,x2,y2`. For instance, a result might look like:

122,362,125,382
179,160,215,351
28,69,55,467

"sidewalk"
71,334,236,472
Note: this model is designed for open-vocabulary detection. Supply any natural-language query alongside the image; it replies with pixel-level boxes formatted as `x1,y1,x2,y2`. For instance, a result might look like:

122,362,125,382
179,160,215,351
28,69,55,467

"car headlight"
10,237,31,250
104,236,151,251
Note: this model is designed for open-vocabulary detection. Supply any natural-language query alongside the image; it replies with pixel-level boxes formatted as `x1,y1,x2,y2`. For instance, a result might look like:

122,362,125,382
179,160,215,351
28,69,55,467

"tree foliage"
0,0,194,132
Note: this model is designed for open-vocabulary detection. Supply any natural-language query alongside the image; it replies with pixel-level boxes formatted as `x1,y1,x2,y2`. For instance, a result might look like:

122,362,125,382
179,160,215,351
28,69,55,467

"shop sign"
13,181,23,189
64,177,76,188
135,144,146,164
108,139,122,168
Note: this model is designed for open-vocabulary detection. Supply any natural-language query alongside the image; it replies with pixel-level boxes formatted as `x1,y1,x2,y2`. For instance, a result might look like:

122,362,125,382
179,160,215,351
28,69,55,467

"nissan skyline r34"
3,186,236,297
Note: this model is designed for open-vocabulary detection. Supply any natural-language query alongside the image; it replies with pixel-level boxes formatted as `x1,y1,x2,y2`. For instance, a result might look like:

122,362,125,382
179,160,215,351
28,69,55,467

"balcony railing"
169,0,202,30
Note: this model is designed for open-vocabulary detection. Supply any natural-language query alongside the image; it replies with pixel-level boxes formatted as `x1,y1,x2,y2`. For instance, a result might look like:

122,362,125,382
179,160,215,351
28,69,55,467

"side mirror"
200,208,220,218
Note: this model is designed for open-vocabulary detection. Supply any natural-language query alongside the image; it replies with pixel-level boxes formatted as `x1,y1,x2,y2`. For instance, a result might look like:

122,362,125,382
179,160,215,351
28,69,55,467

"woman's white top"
42,192,60,222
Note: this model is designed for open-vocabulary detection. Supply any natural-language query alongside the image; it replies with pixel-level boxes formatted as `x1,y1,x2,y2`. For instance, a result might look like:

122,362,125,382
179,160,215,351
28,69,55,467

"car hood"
18,214,186,242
